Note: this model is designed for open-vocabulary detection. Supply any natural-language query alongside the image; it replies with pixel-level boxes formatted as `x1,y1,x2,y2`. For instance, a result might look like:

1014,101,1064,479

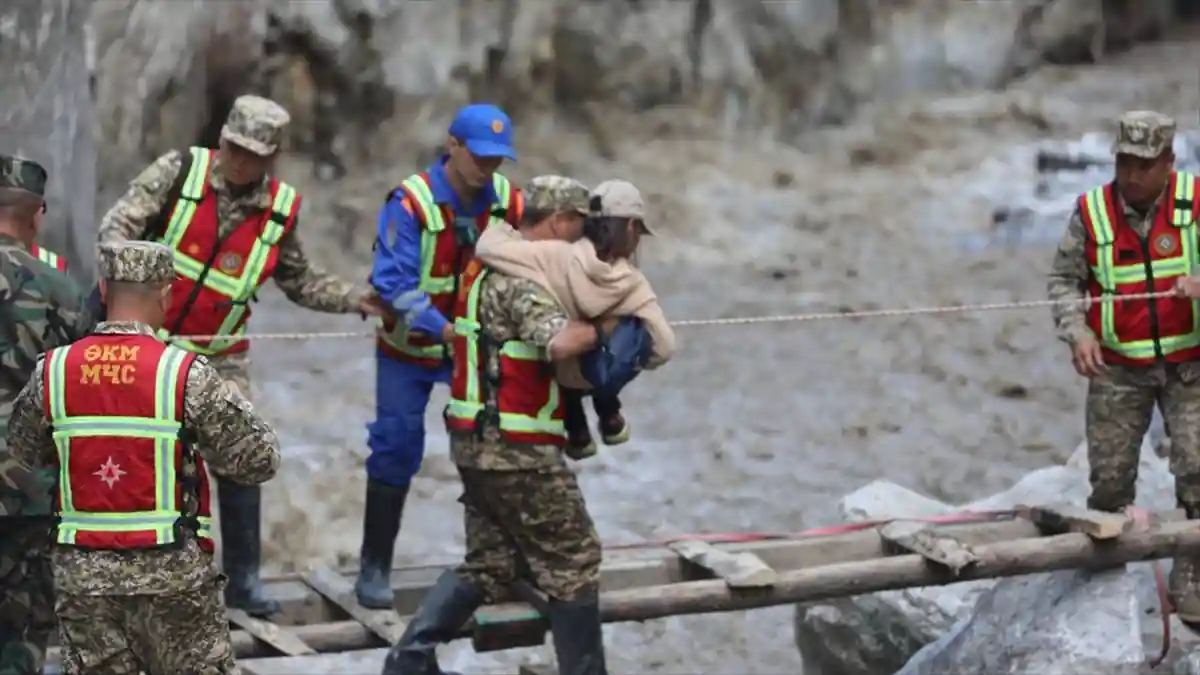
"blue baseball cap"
448,103,517,161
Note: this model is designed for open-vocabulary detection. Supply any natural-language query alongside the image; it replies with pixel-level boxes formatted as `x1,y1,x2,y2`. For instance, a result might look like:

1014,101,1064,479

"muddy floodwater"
228,32,1200,674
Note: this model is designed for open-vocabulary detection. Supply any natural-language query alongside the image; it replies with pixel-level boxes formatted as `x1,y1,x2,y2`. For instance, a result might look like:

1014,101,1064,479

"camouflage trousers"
208,352,252,400
56,575,239,674
1085,362,1200,620
0,517,54,675
456,464,602,602
1085,362,1200,511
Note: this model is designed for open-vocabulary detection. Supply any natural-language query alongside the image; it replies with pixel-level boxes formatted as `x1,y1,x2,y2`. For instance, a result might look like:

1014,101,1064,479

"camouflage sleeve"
182,355,280,485
41,265,97,341
502,277,570,353
1046,204,1095,345
271,215,368,313
7,357,52,464
96,150,185,244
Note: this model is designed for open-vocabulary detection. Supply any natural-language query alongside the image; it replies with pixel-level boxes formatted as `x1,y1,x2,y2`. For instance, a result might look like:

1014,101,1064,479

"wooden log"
878,521,978,575
472,519,1200,648
301,564,407,644
257,515,1079,624
653,522,778,588
1019,503,1129,539
226,609,316,657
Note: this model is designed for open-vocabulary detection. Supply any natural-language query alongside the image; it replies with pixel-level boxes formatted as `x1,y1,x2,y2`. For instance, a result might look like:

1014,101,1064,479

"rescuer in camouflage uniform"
1046,110,1200,623
96,95,383,616
382,181,608,675
0,155,93,675
7,241,282,674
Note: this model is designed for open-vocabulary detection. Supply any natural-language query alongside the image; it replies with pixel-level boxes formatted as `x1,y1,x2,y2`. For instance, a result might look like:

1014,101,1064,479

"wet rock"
896,567,1144,675
793,439,1173,675
0,0,98,282
1175,648,1200,675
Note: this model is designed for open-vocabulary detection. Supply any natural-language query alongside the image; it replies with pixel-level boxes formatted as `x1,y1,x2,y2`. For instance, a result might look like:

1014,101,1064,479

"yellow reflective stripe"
1176,172,1197,227
1083,188,1120,346
48,345,193,546
37,248,60,268
46,347,72,516
160,147,212,249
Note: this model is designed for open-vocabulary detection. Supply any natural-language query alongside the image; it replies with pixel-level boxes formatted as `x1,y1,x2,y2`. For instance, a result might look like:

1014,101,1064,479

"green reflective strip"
160,147,212,249
1084,188,1121,347
48,345,193,546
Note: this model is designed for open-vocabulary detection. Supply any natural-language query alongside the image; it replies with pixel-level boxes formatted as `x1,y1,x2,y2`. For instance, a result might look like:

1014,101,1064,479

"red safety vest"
30,244,68,272
157,146,301,356
43,333,214,552
376,171,523,368
443,259,566,446
1081,171,1200,366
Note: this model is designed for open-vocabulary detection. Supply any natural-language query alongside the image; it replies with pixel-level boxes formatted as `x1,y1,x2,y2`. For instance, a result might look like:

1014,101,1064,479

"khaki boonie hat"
1112,110,1176,159
221,95,291,157
524,175,591,215
590,180,655,235
97,241,176,284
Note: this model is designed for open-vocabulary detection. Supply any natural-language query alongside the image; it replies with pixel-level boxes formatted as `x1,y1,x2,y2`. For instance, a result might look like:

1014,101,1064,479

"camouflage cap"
221,95,291,156
0,154,48,196
525,175,591,214
97,241,176,285
590,180,655,235
1112,110,1176,159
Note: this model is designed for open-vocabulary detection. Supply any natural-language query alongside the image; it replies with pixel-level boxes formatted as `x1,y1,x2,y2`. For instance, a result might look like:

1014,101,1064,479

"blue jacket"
371,160,503,340
580,316,654,396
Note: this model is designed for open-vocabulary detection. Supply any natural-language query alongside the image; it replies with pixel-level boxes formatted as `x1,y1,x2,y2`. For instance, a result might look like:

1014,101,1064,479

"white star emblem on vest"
94,456,127,488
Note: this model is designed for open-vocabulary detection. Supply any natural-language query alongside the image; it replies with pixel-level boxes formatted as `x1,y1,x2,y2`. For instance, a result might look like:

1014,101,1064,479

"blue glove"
580,316,653,397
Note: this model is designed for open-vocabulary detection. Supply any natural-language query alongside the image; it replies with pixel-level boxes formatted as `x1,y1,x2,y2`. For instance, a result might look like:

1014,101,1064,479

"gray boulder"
896,568,1145,675
794,439,1174,675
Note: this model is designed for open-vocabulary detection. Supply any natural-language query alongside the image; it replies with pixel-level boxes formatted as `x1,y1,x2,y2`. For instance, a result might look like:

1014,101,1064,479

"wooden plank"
226,608,316,657
1018,503,1130,540
665,538,778,588
878,520,979,575
301,564,407,644
471,518,1200,648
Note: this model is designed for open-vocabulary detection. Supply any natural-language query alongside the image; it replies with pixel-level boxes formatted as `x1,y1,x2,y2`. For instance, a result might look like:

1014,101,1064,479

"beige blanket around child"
475,222,676,390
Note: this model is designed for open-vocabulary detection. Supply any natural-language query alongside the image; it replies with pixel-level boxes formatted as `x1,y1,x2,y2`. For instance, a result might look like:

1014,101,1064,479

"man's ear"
98,279,109,303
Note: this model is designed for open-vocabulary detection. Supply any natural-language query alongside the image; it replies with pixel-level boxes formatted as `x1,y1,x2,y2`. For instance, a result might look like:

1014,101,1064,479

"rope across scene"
172,289,1180,343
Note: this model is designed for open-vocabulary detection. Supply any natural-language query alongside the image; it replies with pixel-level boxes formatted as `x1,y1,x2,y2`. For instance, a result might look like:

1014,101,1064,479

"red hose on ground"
608,509,1174,668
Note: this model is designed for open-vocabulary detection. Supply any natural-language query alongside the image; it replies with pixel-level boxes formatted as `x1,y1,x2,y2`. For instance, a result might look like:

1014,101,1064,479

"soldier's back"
0,241,90,517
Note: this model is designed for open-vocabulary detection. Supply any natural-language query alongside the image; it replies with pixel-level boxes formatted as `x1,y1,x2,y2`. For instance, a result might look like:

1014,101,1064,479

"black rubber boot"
354,479,410,609
547,591,608,675
380,570,484,675
217,479,280,616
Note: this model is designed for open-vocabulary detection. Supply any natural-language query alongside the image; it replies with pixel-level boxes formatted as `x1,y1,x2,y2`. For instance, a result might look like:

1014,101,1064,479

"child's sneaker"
599,414,630,446
566,427,598,460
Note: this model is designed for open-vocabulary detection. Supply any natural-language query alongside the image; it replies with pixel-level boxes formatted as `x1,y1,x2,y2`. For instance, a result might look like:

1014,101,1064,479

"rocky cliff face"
1,0,1190,275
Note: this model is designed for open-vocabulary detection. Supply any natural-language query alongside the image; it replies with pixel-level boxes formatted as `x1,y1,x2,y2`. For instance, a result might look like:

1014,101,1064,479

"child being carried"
474,176,676,456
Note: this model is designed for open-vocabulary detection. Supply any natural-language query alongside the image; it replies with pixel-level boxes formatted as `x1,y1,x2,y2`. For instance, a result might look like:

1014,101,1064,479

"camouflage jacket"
96,149,366,313
0,236,94,517
6,321,281,595
1047,191,1165,345
450,271,572,471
